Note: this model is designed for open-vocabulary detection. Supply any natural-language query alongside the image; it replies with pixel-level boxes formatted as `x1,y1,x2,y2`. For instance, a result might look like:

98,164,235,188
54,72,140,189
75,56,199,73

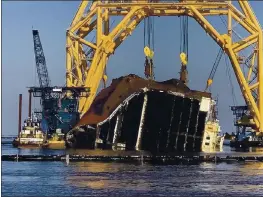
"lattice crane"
31,29,89,133
66,0,263,133
32,30,50,88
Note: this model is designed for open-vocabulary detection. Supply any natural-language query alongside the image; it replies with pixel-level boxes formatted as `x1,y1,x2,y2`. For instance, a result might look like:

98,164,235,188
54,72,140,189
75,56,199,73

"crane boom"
66,1,263,132
32,30,50,88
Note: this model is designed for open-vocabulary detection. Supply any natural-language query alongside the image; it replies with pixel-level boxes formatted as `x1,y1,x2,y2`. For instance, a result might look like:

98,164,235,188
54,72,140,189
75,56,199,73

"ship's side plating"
66,77,215,152
66,75,214,151
94,89,210,152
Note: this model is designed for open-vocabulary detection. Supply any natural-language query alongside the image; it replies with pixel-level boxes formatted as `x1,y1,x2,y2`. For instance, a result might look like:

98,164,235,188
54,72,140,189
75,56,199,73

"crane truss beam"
33,30,50,88
66,0,263,132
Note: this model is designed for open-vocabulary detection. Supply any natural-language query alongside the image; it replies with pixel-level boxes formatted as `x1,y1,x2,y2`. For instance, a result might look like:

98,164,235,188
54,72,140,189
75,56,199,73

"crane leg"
258,32,263,132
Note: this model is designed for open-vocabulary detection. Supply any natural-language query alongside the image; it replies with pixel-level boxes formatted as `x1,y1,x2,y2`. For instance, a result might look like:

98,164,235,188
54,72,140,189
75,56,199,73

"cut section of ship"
66,74,223,152
202,99,224,152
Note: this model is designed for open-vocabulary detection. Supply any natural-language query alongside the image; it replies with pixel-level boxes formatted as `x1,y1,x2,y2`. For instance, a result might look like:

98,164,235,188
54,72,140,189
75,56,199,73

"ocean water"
2,141,263,197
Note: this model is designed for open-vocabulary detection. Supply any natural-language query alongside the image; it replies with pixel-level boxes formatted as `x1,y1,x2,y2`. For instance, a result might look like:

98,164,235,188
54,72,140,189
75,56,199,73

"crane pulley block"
180,52,188,66
144,57,154,79
144,46,154,59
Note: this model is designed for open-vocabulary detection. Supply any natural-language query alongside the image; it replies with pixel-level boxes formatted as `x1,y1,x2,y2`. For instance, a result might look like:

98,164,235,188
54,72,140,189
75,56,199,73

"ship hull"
66,75,212,152
12,139,43,148
94,90,207,152
12,138,44,148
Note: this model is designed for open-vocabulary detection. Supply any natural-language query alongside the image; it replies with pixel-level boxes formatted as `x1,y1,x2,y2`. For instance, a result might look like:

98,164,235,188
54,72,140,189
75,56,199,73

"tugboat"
12,115,45,148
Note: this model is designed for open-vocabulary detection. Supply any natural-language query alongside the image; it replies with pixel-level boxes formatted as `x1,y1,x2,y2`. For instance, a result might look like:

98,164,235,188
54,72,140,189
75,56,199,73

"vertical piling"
28,91,32,118
141,152,144,166
66,154,69,165
18,94,22,136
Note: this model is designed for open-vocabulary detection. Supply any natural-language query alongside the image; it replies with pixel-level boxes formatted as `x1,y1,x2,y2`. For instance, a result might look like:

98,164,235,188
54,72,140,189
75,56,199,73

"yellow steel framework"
66,0,263,132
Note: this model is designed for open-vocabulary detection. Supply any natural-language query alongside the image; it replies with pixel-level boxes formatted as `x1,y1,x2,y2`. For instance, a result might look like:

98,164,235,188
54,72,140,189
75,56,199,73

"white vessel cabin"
13,115,45,147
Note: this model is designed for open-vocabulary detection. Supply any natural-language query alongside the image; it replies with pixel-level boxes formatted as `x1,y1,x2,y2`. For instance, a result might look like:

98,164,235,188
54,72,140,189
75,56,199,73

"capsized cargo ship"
13,116,45,148
66,74,223,152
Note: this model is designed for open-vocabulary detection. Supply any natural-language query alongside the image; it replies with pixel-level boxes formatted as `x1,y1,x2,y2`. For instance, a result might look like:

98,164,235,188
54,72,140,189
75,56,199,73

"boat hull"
12,138,44,148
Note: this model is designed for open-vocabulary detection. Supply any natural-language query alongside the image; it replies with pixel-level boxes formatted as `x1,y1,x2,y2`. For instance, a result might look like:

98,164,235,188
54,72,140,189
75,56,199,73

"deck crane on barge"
30,30,52,132
28,30,89,139
65,0,262,140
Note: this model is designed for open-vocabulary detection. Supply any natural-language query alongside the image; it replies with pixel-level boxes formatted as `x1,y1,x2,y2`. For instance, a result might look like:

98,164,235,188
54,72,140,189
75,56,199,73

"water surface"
2,142,263,196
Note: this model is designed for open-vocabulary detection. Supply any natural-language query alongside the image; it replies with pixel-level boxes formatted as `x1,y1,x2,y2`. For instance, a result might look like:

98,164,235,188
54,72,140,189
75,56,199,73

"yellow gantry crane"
66,0,263,132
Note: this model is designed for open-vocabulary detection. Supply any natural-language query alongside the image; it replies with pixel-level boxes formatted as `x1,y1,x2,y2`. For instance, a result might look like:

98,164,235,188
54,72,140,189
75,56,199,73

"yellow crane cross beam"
66,0,263,132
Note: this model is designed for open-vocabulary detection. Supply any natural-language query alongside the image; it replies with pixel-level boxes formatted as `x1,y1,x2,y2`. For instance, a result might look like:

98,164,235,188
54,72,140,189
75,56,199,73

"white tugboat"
13,115,45,148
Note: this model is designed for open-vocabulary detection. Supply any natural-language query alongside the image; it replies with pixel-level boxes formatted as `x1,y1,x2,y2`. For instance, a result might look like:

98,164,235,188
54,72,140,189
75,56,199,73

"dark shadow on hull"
67,90,209,153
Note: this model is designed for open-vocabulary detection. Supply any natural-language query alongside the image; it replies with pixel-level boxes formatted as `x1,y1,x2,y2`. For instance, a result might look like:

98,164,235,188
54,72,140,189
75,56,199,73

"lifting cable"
224,53,238,106
180,16,188,60
205,48,224,91
205,48,237,107
143,16,155,80
144,16,155,53
179,15,189,84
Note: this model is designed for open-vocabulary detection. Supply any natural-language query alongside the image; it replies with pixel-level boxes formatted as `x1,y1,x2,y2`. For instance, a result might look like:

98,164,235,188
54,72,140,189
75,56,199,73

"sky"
2,1,263,136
